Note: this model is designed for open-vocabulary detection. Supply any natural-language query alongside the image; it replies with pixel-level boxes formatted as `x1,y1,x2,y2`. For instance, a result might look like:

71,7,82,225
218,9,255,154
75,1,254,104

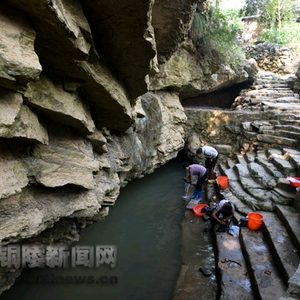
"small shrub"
190,6,245,71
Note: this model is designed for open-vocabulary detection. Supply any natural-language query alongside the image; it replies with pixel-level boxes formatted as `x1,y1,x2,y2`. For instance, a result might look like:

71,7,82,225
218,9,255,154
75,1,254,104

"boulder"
149,41,249,98
0,2,42,91
29,137,99,189
0,105,49,145
24,74,95,135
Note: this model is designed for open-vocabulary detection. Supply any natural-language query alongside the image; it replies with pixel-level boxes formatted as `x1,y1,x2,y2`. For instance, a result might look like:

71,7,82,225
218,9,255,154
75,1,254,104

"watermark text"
15,274,118,285
0,244,116,269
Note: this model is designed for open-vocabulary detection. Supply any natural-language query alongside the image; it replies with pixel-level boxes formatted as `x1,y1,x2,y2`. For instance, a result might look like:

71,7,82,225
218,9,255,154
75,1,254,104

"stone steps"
255,151,285,178
212,70,300,299
240,226,287,299
224,168,262,211
247,161,277,189
276,178,298,194
261,129,300,141
214,146,300,298
267,151,296,177
252,84,290,89
261,102,300,111
251,91,296,98
274,125,300,133
213,194,300,300
269,96,300,102
275,205,300,250
262,211,300,284
232,72,300,156
236,154,247,165
257,134,298,148
283,148,300,176
244,151,256,163
213,206,300,300
219,147,299,209
215,231,254,300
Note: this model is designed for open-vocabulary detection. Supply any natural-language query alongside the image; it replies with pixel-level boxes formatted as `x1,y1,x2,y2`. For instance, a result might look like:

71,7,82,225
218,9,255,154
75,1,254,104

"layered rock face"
0,0,253,293
0,0,198,246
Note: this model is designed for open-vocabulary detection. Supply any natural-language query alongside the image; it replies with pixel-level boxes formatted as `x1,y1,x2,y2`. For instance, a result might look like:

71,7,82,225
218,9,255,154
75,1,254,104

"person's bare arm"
212,210,227,226
223,214,233,222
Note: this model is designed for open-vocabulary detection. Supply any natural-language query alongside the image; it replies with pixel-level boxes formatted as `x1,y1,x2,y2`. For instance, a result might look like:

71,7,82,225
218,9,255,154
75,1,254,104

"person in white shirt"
211,200,235,232
196,146,218,173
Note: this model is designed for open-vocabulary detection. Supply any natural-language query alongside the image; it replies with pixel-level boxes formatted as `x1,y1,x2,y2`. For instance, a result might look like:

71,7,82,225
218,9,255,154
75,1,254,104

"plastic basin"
287,176,300,187
193,204,209,217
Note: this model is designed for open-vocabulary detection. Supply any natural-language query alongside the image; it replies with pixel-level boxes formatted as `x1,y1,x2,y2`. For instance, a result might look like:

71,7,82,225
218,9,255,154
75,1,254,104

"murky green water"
0,158,188,300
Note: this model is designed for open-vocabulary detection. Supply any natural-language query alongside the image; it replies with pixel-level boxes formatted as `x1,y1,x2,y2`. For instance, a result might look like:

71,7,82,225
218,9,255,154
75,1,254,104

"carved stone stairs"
233,71,300,150
213,146,300,299
179,70,300,299
196,71,300,299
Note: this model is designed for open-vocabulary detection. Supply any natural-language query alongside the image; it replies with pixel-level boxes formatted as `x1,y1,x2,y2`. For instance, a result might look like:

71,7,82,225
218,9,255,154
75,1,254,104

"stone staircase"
211,70,300,299
232,70,300,151
212,151,300,299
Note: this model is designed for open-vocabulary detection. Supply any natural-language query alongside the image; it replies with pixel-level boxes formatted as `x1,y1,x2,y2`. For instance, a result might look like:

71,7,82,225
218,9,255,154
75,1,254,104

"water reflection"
0,158,187,300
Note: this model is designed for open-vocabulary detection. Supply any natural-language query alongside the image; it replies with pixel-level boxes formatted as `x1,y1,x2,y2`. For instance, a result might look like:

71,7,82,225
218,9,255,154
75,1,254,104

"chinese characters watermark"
0,244,116,269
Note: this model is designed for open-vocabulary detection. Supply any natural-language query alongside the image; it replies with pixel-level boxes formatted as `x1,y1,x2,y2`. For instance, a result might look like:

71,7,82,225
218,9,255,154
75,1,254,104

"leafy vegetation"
241,0,300,51
190,3,245,70
189,0,300,70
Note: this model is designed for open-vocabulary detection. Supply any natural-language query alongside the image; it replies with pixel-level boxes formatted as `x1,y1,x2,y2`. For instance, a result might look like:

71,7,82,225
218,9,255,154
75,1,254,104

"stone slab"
186,199,199,210
216,231,254,300
275,205,300,250
262,212,300,283
240,227,286,300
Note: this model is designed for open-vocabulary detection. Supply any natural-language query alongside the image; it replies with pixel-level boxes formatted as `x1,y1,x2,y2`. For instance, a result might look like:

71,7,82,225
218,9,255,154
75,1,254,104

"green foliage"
241,0,300,52
190,12,209,40
242,0,299,28
242,0,270,16
260,23,300,50
190,6,244,70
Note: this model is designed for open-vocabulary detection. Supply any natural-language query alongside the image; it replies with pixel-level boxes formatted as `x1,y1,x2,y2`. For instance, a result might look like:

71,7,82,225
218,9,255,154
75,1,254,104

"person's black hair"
223,202,233,212
196,148,203,155
182,162,189,169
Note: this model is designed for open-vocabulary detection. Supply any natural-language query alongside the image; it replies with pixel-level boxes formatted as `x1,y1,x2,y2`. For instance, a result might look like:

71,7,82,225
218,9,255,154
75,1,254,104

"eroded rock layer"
0,0,254,294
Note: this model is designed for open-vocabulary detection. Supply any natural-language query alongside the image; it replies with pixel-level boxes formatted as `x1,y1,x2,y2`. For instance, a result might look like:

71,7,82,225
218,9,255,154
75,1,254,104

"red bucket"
248,213,263,230
217,176,228,190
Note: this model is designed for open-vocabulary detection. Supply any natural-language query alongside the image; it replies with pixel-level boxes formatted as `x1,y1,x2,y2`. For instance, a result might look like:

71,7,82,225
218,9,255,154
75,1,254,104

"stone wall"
295,62,300,92
183,108,276,163
245,42,294,74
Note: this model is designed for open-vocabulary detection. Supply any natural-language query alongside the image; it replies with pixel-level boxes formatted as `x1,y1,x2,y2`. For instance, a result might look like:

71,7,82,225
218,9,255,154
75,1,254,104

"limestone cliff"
0,0,251,293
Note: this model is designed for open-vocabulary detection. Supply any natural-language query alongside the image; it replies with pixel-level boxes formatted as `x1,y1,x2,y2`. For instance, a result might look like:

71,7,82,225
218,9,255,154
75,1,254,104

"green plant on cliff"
190,5,244,71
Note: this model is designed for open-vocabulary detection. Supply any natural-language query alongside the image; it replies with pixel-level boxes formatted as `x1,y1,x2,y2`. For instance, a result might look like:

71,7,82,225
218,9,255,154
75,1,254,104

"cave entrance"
181,80,253,109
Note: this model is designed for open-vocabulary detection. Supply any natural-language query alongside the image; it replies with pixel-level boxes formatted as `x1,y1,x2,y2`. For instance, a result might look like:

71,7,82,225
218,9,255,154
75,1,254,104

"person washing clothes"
183,162,207,203
211,200,235,232
196,146,218,174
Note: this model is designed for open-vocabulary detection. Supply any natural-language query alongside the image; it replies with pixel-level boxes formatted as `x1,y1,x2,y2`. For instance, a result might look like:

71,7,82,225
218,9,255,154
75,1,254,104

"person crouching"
211,200,235,232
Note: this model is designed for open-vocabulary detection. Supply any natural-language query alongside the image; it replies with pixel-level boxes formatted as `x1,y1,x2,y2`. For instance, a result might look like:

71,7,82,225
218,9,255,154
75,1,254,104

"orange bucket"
217,176,228,190
248,213,263,230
